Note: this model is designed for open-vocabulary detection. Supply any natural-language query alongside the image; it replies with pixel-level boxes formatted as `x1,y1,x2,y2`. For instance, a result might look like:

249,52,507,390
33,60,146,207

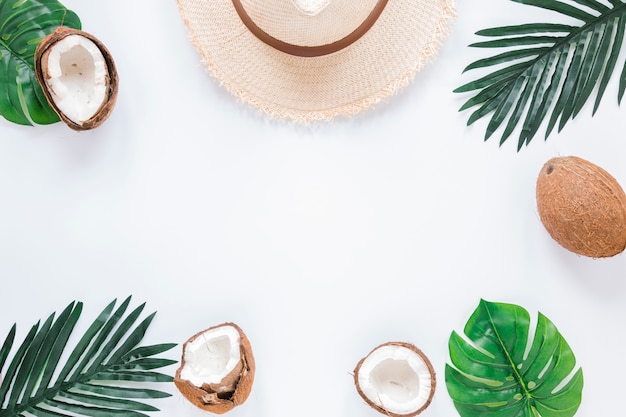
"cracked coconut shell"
354,342,436,417
35,27,118,131
174,323,255,414
536,156,626,258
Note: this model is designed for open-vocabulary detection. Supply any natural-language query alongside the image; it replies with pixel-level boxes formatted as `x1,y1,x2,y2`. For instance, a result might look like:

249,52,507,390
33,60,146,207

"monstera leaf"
0,297,177,417
0,0,80,125
445,299,583,417
456,0,626,150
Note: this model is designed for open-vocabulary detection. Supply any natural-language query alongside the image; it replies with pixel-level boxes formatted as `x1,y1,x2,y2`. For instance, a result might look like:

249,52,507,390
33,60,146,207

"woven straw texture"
177,0,456,122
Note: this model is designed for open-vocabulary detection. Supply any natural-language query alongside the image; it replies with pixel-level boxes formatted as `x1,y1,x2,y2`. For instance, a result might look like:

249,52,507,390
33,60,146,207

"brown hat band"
232,0,389,57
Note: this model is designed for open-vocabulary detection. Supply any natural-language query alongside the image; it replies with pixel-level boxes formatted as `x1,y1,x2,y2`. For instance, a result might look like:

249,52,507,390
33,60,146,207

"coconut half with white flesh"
175,323,255,414
354,342,436,417
35,27,118,130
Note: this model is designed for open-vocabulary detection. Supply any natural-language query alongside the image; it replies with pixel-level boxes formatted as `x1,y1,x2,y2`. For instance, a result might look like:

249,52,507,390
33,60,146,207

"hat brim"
177,0,455,122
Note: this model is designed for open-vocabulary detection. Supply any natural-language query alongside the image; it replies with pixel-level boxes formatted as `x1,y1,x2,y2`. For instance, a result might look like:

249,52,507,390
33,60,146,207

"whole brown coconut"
536,156,626,258
174,323,255,414
35,27,118,130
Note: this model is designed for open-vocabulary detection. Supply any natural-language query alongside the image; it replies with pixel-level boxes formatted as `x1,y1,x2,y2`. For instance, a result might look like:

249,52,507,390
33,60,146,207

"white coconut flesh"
44,34,108,125
357,345,434,416
179,325,243,389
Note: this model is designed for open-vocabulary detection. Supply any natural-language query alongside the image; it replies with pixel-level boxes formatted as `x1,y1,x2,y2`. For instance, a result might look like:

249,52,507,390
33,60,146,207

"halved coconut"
35,27,118,130
354,342,436,417
174,323,255,414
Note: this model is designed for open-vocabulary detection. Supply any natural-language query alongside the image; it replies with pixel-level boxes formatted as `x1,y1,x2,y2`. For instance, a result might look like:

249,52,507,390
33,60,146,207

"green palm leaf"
0,0,81,126
0,297,177,417
445,299,583,417
456,0,626,150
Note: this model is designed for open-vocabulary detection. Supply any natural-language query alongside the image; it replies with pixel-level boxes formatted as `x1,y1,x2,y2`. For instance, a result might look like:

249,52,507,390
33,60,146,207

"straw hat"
176,0,455,121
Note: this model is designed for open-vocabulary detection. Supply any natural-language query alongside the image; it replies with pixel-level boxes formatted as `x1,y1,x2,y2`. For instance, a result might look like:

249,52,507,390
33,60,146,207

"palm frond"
0,297,176,417
456,0,626,150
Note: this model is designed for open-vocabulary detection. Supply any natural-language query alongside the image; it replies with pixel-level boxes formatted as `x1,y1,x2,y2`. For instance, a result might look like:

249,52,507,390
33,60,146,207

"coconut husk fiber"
35,26,119,131
174,323,255,414
536,156,626,258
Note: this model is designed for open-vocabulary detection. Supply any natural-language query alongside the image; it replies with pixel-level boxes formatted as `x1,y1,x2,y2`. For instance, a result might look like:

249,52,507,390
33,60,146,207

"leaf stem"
481,301,535,407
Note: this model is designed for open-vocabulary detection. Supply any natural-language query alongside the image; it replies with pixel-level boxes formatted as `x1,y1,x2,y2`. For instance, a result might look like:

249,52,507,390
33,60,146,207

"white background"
1,1,624,417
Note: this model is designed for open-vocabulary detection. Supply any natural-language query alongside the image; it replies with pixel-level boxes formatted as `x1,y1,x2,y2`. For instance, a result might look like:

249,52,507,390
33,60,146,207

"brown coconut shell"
536,156,626,258
174,323,255,414
353,342,436,417
34,26,119,131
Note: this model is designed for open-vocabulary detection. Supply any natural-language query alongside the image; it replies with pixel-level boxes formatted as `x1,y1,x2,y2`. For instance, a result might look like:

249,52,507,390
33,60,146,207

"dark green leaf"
520,51,563,144
558,31,600,127
572,21,613,117
0,324,15,371
485,75,526,140
70,297,133,381
476,23,574,37
34,302,82,398
26,406,68,417
56,391,159,412
85,303,147,376
73,383,172,400
456,0,626,148
502,61,543,148
464,47,549,72
109,358,178,371
0,322,38,405
92,371,173,383
445,299,584,417
569,0,610,14
470,35,560,48
468,94,506,126
0,0,81,125
619,54,626,103
122,344,178,362
456,62,531,93
105,312,156,367
0,298,175,417
44,399,149,417
56,299,117,384
547,40,586,135
594,15,624,113
513,0,597,22
459,81,512,111
531,50,568,143
8,313,55,408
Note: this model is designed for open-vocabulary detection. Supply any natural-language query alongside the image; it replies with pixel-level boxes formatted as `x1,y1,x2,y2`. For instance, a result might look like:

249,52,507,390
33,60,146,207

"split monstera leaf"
0,297,176,417
0,0,117,129
445,299,584,417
